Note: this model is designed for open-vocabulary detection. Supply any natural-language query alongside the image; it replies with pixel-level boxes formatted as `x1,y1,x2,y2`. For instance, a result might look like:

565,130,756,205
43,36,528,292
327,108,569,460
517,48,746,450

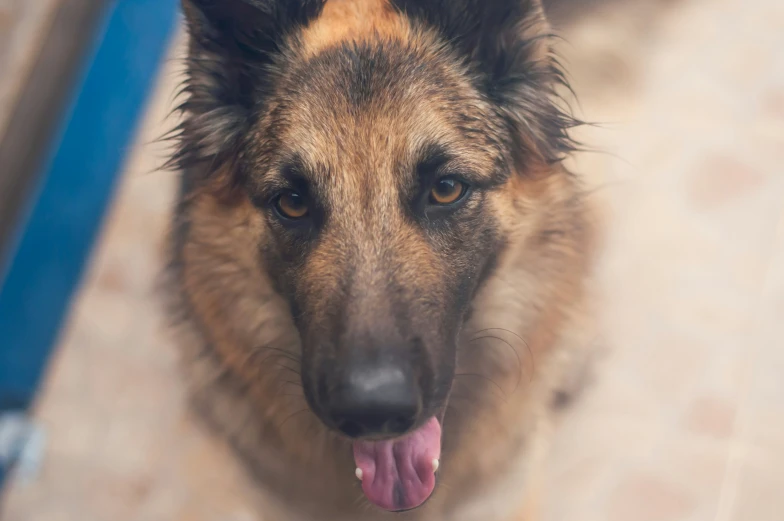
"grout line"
712,201,784,521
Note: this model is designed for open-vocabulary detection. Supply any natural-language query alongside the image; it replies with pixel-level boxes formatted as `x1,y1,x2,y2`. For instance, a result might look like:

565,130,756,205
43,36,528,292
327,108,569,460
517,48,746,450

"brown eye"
275,191,308,219
429,177,467,205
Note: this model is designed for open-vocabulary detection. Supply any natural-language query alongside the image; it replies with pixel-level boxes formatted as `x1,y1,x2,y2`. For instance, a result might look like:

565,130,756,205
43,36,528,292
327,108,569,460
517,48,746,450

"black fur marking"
163,0,327,178
390,0,582,166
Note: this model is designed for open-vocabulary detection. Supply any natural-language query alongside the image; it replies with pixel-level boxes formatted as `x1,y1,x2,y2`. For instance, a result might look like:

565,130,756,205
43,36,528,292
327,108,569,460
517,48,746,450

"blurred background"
0,0,782,520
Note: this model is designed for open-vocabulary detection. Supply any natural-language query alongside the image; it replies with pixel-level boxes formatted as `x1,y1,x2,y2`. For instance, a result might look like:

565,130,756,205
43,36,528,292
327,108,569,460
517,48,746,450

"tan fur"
168,1,597,520
300,0,411,56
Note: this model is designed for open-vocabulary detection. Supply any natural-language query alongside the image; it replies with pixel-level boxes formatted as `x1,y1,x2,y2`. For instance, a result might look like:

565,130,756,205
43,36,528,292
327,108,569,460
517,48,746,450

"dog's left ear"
392,0,549,73
393,0,578,166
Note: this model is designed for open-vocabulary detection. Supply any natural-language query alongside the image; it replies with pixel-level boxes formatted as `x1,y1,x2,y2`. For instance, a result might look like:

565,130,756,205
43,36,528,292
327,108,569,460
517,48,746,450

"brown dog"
164,0,596,518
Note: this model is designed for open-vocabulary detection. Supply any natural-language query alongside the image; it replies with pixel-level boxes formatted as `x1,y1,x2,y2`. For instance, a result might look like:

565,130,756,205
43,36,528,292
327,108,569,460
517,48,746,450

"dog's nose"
327,362,422,439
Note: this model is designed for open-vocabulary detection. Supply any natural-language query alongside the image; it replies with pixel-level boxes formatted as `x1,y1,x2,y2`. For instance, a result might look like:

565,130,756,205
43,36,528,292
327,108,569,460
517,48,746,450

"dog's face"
256,44,505,432
177,0,576,511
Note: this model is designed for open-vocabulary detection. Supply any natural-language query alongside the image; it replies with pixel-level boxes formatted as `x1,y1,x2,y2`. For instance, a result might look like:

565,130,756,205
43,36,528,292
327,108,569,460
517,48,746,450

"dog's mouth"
352,416,442,512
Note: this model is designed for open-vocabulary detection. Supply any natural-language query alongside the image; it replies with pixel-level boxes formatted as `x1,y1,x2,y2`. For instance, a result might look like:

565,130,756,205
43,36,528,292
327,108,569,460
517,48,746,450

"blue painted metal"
0,0,179,415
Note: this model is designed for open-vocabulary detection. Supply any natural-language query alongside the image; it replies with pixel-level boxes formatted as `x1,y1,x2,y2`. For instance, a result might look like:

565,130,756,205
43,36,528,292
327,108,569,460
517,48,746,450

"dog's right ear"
170,0,325,177
391,0,579,168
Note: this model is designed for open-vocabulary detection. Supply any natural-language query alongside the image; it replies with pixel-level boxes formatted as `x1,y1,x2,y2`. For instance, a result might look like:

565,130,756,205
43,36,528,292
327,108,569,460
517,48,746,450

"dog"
164,0,596,519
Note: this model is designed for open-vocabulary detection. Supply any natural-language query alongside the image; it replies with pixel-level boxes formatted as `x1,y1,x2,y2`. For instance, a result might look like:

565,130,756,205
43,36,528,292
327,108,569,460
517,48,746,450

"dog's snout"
325,361,422,439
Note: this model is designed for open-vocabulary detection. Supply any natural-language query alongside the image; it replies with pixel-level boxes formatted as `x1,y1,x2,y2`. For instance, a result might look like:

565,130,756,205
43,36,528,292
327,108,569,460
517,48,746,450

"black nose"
326,362,422,439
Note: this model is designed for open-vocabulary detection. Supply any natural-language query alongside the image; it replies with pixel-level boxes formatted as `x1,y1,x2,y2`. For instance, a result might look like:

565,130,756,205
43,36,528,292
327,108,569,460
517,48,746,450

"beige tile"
727,457,784,521
605,472,697,521
687,155,768,211
651,439,731,514
682,395,738,441
723,215,784,520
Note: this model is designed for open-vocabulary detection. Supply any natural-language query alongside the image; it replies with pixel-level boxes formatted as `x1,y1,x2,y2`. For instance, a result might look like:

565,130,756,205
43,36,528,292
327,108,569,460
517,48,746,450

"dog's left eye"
275,191,309,220
429,177,468,205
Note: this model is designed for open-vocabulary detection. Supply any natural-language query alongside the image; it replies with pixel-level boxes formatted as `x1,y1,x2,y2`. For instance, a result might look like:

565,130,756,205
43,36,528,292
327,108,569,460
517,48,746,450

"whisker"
453,373,507,401
277,409,311,432
303,416,321,443
279,393,307,399
249,350,302,374
470,327,527,346
476,329,535,379
352,493,369,510
466,334,527,392
254,345,302,364
272,362,302,378
446,393,481,409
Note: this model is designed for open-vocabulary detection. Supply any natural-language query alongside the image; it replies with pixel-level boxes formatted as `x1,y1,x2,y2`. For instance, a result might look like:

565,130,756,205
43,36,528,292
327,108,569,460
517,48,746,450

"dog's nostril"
337,419,365,439
336,414,415,439
325,362,422,439
385,415,416,435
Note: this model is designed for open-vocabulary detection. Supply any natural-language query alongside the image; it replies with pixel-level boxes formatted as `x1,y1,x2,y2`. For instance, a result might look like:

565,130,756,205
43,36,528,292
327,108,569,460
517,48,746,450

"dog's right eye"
274,191,309,220
429,177,468,205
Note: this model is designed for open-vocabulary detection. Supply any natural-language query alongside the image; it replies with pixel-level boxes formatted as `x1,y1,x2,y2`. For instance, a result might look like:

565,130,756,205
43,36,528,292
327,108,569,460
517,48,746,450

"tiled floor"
2,0,783,519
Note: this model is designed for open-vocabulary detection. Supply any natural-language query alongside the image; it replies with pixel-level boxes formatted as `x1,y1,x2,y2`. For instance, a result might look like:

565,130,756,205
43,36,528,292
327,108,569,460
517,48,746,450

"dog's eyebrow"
278,153,308,180
274,153,329,186
416,144,451,179
253,154,313,200
415,143,493,186
280,158,308,183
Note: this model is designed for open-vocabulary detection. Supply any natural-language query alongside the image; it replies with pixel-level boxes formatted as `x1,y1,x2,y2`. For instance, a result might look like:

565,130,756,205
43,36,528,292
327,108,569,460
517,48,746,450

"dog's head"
176,0,577,511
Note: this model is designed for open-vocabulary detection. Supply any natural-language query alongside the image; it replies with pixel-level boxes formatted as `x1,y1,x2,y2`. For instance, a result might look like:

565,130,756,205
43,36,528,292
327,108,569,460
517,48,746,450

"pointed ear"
392,0,579,166
169,0,326,175
391,0,550,71
183,0,326,63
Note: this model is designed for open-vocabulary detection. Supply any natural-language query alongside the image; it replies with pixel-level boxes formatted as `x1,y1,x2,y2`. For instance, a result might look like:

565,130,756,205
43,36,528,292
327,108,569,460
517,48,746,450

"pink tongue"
353,417,441,512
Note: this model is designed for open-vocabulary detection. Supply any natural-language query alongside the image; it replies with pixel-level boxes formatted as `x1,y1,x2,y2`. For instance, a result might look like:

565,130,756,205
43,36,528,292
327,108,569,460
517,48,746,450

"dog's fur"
164,0,596,519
